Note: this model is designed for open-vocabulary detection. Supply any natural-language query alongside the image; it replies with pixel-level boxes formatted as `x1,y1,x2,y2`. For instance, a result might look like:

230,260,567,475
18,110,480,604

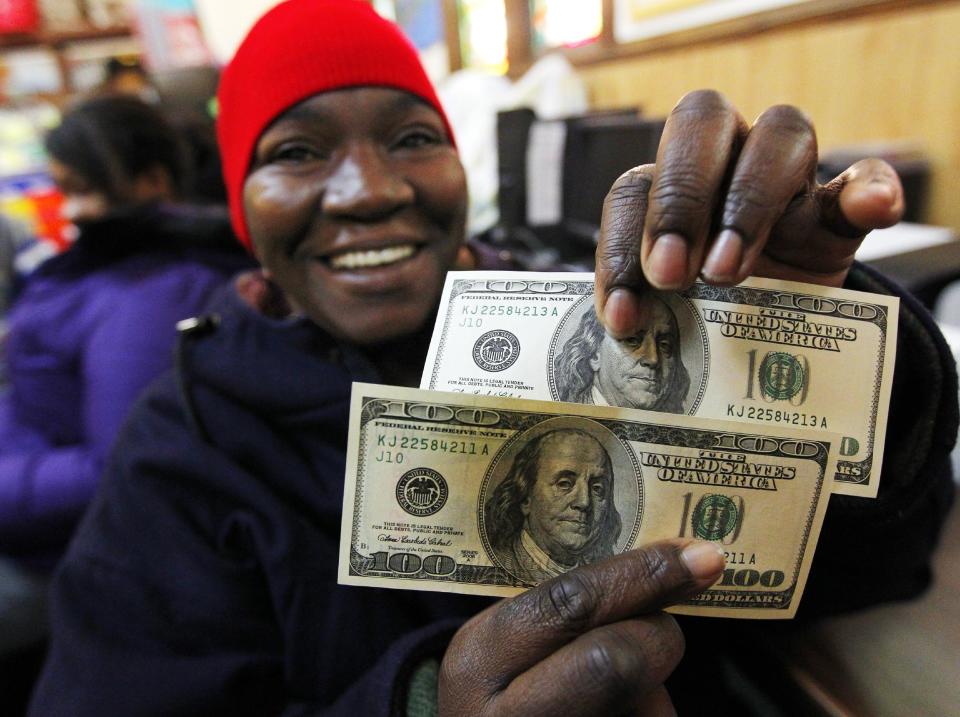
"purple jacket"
0,204,252,567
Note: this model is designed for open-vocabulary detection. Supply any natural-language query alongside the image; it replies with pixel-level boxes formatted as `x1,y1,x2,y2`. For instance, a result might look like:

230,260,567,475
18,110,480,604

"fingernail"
645,233,688,289
701,229,743,283
602,288,639,338
681,541,725,580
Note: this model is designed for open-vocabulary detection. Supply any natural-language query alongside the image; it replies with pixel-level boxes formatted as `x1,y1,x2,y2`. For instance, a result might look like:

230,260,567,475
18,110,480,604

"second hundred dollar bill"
339,384,837,619
421,272,898,498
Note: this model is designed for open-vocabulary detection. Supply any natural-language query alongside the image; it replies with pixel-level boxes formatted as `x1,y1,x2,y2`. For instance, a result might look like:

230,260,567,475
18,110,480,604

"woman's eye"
271,143,324,163
394,129,440,150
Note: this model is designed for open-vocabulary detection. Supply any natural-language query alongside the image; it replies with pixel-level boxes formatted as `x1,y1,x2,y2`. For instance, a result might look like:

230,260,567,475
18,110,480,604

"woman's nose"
321,143,414,219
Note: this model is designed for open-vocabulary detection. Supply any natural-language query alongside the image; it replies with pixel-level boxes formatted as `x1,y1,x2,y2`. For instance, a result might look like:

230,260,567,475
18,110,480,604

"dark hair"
484,428,621,563
104,56,148,81
167,110,227,205
45,95,185,201
555,301,691,413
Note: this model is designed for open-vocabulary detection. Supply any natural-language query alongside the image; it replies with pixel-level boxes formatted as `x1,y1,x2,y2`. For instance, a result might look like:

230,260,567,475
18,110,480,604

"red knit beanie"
216,0,455,250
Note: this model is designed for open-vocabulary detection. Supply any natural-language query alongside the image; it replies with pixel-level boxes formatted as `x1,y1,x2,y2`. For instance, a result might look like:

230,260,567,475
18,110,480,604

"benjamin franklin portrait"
483,427,625,586
553,294,696,414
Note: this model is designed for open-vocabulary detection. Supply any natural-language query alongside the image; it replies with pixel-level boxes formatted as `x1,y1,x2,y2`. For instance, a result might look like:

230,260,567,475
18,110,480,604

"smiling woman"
242,88,467,346
212,0,472,357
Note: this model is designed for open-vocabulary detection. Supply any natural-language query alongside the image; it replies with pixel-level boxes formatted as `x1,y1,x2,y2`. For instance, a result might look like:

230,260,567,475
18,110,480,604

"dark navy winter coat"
29,262,956,715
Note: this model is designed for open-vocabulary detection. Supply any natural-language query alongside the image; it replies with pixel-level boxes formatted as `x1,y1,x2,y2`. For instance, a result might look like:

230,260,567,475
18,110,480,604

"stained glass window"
457,0,508,74
530,0,602,51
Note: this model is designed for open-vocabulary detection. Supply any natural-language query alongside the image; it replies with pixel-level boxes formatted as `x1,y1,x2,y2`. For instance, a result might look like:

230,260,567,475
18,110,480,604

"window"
457,0,508,74
530,0,602,51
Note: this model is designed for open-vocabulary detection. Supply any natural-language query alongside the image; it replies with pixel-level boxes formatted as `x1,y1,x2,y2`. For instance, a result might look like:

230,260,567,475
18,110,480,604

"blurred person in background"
96,55,227,205
93,55,227,208
169,109,228,205
97,55,160,105
0,95,252,660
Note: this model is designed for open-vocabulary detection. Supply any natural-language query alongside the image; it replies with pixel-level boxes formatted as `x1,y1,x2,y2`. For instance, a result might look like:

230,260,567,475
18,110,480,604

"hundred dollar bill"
421,272,899,498
339,383,838,619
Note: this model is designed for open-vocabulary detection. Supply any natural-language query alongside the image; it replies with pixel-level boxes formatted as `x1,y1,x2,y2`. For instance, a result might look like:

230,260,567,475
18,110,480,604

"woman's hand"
596,89,904,338
438,539,724,716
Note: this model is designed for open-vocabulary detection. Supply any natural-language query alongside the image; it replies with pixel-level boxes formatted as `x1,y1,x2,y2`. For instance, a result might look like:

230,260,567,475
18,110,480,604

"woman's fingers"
493,614,683,716
642,90,748,290
833,157,904,233
703,104,818,285
438,540,724,715
593,89,743,332
596,92,818,335
595,91,902,314
595,164,654,338
756,158,905,287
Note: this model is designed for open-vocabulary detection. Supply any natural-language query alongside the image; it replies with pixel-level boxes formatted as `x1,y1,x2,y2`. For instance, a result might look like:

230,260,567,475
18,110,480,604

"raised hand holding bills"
339,272,899,618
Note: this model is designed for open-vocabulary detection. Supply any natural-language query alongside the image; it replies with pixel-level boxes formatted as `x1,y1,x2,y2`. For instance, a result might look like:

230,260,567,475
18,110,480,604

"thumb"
820,158,905,236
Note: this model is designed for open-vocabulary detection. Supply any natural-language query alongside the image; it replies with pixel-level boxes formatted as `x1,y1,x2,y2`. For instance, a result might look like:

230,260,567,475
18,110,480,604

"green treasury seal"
692,494,739,541
758,351,805,401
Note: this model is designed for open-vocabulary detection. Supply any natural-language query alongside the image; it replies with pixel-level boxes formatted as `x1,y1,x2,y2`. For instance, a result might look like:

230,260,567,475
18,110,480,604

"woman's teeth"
329,245,416,270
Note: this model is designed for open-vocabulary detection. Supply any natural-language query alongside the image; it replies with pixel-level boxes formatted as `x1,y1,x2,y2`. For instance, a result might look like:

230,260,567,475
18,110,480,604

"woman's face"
49,158,173,225
243,87,467,345
48,159,111,224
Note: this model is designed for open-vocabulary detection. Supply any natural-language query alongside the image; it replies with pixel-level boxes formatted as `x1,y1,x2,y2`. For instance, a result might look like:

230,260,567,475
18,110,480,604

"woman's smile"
326,243,417,270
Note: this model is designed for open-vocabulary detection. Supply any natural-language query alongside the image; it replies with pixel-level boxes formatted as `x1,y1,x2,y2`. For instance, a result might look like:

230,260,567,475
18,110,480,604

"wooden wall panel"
577,1,960,230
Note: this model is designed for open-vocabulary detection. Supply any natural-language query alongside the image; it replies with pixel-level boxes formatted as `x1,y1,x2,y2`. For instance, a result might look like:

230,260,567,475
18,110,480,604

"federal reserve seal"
472,330,520,372
396,468,449,517
758,352,806,401
691,494,739,541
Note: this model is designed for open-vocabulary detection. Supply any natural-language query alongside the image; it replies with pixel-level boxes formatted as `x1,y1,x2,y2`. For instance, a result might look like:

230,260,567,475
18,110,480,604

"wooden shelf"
1,23,137,102
0,24,131,50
